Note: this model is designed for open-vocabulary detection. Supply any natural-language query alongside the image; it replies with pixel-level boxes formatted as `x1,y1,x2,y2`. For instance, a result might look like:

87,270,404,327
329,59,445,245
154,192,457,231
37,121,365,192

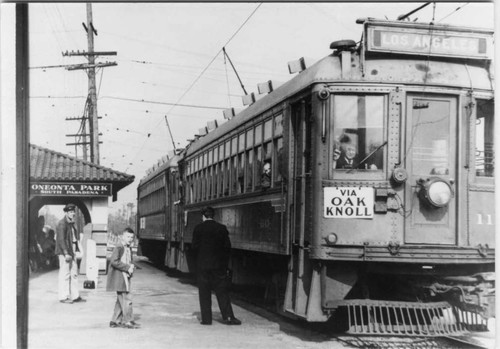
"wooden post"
16,3,30,348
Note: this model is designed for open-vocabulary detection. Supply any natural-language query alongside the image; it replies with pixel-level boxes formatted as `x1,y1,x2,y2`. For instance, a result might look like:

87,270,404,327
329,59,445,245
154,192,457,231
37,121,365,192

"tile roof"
30,144,134,185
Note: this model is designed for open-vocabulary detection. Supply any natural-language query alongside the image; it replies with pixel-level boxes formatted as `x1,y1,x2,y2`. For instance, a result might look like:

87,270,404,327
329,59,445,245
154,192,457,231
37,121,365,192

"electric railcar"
137,19,495,335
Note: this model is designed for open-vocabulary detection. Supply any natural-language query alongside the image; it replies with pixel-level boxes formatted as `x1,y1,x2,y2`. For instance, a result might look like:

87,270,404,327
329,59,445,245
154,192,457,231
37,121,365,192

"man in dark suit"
192,206,241,326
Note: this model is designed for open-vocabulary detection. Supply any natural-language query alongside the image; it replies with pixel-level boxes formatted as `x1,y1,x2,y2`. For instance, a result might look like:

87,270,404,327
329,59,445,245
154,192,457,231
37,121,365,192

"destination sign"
366,25,492,59
324,187,374,219
30,182,112,197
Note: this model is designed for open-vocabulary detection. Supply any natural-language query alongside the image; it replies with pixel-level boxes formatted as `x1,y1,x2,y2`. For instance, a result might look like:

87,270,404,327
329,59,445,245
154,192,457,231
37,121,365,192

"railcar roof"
184,54,341,157
174,19,495,162
139,155,179,186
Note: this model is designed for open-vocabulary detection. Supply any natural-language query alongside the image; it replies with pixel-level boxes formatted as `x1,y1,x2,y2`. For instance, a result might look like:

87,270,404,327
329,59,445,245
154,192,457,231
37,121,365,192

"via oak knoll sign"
30,182,112,197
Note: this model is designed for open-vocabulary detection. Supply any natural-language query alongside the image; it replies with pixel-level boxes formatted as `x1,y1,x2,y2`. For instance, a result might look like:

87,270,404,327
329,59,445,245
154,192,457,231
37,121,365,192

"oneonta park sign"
30,182,112,197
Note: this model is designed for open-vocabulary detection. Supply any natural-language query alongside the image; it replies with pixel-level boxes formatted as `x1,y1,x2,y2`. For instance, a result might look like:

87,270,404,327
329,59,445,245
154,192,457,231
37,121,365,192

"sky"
13,1,497,210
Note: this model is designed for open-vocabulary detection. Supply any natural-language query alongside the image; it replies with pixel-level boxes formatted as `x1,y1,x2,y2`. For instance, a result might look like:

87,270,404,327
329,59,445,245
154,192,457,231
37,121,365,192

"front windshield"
332,95,385,173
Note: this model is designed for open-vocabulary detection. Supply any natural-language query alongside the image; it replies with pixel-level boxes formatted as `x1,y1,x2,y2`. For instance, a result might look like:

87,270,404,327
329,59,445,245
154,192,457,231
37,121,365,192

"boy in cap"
106,228,139,329
55,203,85,304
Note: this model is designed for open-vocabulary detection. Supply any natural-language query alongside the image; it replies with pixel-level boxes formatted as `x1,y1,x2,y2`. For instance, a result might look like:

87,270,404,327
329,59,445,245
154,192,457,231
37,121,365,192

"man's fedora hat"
63,203,76,212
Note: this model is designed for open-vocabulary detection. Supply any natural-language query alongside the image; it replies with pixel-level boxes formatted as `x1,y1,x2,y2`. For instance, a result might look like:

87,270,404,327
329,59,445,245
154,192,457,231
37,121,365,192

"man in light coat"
55,203,85,304
106,228,138,329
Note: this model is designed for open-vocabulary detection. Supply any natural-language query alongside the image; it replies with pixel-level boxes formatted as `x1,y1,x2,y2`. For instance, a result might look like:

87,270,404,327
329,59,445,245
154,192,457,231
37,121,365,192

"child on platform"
106,228,139,329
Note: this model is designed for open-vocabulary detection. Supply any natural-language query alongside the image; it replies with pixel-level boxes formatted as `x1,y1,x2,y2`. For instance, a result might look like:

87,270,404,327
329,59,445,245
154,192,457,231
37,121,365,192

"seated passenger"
365,143,383,170
261,161,271,189
336,138,359,169
332,141,341,170
40,225,57,269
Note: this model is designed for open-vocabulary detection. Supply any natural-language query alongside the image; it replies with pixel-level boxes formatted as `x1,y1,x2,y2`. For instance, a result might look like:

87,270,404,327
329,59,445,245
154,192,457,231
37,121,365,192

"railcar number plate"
323,187,374,219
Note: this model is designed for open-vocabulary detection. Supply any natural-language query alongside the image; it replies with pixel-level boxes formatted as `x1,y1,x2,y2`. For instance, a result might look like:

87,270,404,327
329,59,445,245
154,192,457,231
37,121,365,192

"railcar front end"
283,19,494,334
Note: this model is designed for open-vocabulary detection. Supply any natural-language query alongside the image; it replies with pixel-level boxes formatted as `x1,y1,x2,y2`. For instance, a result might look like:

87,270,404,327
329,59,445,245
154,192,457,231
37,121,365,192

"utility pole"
86,3,99,164
64,3,117,163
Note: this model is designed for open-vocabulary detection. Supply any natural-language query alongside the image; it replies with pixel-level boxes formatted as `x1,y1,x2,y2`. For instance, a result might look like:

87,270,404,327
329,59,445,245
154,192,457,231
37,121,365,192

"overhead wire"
118,58,290,80
100,96,226,110
437,3,469,23
124,2,263,172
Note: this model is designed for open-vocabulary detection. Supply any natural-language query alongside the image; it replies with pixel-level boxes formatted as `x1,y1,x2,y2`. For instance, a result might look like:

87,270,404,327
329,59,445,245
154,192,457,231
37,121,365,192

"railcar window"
193,173,197,202
275,137,284,182
246,128,254,149
231,155,238,195
274,114,283,136
213,165,218,198
261,142,272,189
231,137,237,156
262,142,273,187
219,161,224,196
410,98,451,176
218,144,224,161
264,119,272,140
246,149,254,189
238,152,245,193
238,133,245,150
332,95,385,172
213,147,218,163
225,140,231,158
224,159,230,196
255,145,262,188
475,99,494,177
200,170,204,201
189,182,193,204
255,124,262,145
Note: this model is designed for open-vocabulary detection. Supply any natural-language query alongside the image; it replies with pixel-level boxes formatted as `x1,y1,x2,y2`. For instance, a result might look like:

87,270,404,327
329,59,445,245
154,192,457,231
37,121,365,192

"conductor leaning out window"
192,206,241,326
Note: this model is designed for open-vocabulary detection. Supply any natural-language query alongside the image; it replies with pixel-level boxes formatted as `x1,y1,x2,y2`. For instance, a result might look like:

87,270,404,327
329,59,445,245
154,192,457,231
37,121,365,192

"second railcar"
137,155,181,266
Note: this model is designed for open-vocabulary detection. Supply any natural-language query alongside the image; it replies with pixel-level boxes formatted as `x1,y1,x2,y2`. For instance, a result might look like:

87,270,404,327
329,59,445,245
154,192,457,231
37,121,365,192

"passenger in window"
237,172,244,193
336,136,359,169
365,143,383,170
332,141,341,170
261,160,271,189
277,147,286,181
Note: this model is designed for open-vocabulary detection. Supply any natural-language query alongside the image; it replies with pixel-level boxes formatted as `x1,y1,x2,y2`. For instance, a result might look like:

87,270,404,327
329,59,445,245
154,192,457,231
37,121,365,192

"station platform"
28,257,339,349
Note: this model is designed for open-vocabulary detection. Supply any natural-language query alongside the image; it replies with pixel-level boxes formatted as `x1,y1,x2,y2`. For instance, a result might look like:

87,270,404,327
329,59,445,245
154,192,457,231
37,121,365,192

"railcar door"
285,99,313,317
404,95,457,244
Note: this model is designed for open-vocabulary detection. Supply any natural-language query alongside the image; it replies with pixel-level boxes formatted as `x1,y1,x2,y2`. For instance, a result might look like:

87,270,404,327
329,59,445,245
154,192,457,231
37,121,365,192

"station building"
29,144,135,276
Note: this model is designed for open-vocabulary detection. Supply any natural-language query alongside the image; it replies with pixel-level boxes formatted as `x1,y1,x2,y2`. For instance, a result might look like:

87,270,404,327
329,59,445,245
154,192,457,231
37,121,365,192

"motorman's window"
332,95,385,172
410,98,452,176
475,99,494,178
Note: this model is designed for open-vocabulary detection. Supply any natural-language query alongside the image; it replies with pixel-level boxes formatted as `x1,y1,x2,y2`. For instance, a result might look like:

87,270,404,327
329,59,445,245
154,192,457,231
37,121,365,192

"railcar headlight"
418,177,454,208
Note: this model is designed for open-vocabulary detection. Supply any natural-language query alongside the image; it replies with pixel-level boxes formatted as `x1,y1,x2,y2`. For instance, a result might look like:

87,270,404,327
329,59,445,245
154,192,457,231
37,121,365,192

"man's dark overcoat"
55,217,80,257
192,220,231,271
106,242,133,292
